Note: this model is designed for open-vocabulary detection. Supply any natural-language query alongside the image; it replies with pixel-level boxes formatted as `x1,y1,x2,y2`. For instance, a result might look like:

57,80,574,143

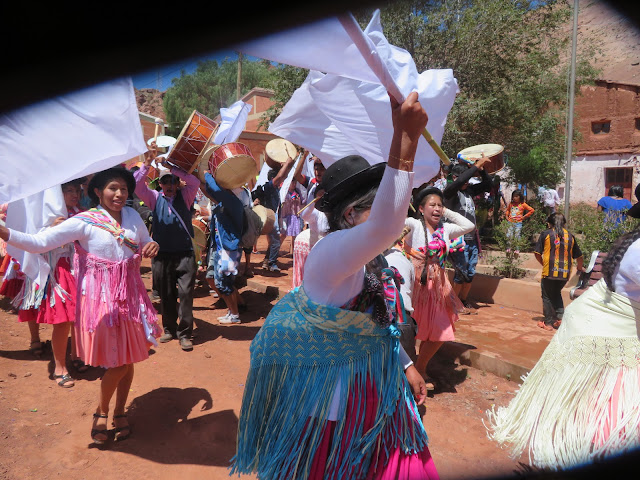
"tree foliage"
355,0,599,189
163,57,275,137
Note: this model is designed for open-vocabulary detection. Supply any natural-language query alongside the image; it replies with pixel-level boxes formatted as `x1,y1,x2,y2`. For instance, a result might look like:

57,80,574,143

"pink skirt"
35,257,76,325
412,262,461,342
308,378,439,480
292,229,311,289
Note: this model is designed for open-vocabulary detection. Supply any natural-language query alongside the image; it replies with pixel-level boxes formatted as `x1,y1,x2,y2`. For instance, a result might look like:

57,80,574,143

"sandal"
91,413,109,444
29,341,44,357
72,359,90,373
537,321,554,331
112,414,131,442
53,373,75,388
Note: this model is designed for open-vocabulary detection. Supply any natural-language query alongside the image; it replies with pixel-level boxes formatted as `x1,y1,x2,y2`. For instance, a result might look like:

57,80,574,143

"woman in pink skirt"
0,166,161,445
233,93,437,480
404,187,474,390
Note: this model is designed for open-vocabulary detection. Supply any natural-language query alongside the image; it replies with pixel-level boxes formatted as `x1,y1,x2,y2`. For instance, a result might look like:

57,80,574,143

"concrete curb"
242,277,534,385
438,342,530,385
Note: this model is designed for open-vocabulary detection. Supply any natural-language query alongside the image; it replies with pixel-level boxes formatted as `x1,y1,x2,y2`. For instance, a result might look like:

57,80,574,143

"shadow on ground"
96,386,238,467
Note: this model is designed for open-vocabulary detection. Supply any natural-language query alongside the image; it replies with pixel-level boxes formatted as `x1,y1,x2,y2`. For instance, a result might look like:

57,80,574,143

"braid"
602,225,640,292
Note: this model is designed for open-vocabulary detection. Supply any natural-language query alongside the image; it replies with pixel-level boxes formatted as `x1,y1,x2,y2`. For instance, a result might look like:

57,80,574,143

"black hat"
88,166,136,205
413,186,443,211
316,155,386,212
629,184,640,219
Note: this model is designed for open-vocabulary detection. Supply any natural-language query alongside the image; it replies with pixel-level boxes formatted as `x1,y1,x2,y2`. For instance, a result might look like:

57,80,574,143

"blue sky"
131,49,240,91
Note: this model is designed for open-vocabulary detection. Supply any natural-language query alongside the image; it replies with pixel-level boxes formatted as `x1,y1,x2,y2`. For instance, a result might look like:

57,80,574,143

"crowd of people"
1,89,639,477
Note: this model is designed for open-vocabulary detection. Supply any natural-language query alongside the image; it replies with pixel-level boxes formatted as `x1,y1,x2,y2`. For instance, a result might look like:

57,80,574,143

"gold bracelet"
388,155,414,170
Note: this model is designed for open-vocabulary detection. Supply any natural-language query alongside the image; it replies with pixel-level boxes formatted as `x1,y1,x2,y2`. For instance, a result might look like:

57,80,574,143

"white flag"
237,10,458,187
0,78,147,204
5,186,67,287
214,100,253,145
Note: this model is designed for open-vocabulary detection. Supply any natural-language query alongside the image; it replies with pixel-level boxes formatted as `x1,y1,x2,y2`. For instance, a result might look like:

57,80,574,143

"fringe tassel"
74,243,157,334
486,335,640,470
231,334,428,479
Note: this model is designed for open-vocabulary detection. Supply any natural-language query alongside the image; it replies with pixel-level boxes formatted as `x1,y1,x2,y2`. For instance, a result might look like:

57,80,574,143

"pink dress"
292,228,310,289
6,206,162,368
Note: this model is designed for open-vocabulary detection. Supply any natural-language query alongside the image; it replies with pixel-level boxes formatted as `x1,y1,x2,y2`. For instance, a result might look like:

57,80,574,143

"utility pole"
236,51,243,100
564,0,579,223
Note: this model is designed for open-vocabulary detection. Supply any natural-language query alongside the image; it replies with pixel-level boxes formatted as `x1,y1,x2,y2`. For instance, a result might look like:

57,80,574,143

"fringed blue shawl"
230,286,429,479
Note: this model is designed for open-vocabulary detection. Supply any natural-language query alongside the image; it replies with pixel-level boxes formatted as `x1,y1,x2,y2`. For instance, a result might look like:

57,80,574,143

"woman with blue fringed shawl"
231,92,440,479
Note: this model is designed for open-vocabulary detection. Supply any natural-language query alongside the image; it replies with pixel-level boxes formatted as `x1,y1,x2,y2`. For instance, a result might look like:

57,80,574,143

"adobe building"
558,80,640,205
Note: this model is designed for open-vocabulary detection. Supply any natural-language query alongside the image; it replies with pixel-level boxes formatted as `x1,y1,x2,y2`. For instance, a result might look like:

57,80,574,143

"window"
636,118,640,131
604,167,633,200
592,121,610,134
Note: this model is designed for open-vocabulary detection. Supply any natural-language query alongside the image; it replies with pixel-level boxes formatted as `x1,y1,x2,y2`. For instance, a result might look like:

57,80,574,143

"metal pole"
236,51,243,100
564,0,579,223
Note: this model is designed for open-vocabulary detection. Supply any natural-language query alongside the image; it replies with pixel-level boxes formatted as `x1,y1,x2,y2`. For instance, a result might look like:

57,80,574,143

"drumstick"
297,196,321,216
421,129,450,165
153,118,162,145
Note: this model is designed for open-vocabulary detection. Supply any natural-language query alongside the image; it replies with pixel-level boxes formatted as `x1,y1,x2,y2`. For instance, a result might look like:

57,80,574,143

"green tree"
163,57,275,137
349,0,601,188
259,64,309,129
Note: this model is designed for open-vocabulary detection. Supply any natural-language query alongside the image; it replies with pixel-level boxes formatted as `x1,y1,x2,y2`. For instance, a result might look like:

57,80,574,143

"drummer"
442,158,492,314
133,145,200,352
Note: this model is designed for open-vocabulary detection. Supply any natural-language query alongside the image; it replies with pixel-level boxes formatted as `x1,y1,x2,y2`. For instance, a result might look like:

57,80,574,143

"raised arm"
443,208,475,240
305,92,427,288
133,164,160,210
171,166,200,207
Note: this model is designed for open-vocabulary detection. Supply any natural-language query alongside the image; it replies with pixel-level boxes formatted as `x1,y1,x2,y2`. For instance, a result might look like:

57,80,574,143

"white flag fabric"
269,68,457,187
238,10,459,187
278,153,303,205
0,78,147,204
253,161,271,191
214,100,253,145
6,186,67,287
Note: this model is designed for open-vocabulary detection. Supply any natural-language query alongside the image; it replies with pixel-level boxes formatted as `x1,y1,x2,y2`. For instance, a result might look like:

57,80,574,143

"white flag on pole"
214,100,253,145
236,10,458,187
0,78,147,204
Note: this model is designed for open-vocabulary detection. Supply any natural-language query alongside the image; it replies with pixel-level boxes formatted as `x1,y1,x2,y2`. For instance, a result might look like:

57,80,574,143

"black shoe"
159,333,174,343
179,337,193,351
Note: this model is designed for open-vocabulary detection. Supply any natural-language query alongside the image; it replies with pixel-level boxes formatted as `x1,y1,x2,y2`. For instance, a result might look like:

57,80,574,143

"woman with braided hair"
232,92,440,479
403,186,474,390
486,204,640,471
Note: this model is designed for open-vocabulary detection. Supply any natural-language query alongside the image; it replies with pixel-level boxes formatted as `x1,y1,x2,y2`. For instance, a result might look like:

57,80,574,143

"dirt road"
0,245,526,480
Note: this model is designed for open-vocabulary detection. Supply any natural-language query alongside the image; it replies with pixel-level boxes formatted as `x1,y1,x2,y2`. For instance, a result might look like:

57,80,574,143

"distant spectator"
533,213,584,331
505,189,535,254
539,185,561,215
598,185,633,227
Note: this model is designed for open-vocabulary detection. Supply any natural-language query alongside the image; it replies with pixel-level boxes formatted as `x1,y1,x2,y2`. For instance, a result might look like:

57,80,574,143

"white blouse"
300,202,329,248
7,206,152,261
404,209,475,253
303,166,413,307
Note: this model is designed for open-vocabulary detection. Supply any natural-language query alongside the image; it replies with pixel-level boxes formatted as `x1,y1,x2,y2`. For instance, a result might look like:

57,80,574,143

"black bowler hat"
316,155,386,212
412,186,443,211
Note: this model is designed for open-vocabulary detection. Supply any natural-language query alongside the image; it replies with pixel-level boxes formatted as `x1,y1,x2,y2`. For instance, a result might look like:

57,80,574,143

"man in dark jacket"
443,158,492,313
134,156,200,351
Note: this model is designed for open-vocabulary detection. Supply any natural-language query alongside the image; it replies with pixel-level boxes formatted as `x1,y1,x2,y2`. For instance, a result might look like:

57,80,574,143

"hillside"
571,0,640,85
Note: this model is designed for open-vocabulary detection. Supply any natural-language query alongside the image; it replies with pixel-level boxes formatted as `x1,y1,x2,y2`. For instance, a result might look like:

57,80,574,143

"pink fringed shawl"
73,243,158,334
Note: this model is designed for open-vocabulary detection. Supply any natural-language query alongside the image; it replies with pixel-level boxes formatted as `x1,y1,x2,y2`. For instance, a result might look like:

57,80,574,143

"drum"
191,218,210,266
202,142,258,190
167,110,218,174
456,144,505,175
253,205,276,235
265,138,297,170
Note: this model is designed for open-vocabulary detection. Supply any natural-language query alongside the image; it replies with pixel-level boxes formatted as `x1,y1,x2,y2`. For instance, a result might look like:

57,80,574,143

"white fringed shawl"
486,279,640,470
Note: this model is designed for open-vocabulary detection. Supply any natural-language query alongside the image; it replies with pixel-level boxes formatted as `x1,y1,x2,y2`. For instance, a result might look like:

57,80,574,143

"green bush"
567,202,640,260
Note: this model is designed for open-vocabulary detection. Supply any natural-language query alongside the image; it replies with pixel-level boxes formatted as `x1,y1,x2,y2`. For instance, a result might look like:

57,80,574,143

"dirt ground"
0,238,528,480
